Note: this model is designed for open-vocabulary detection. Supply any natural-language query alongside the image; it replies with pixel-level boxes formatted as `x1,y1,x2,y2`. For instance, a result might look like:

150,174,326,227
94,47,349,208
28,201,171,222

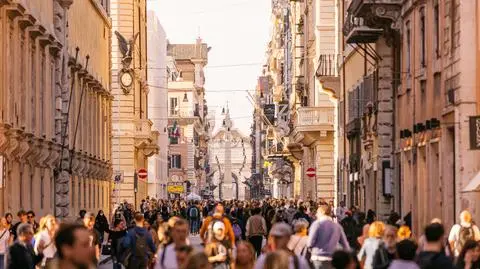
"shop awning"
463,171,480,192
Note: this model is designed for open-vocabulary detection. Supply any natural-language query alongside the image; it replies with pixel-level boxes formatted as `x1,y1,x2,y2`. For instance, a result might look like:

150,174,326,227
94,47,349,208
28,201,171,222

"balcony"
343,0,401,43
316,54,340,95
134,119,159,157
168,110,199,125
291,106,335,146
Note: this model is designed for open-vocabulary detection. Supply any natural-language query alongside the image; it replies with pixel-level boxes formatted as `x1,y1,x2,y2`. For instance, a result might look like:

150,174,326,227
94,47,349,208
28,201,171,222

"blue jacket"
307,216,350,258
122,226,156,262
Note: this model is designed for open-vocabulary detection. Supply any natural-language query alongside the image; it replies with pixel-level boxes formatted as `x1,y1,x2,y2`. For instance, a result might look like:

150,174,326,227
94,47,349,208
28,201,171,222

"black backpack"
134,232,148,257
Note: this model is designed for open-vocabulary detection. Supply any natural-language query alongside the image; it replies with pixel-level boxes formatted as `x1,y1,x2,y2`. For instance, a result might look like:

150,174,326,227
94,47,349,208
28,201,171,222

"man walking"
6,223,44,269
417,223,455,269
200,203,235,246
187,202,200,235
155,218,190,269
245,207,267,257
122,213,156,269
47,223,96,269
11,210,28,241
448,210,480,257
254,223,310,269
307,204,350,269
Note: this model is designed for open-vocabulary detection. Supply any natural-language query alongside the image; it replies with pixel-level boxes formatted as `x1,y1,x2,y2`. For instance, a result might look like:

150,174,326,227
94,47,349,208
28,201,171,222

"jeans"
190,218,199,234
248,236,263,257
312,260,332,269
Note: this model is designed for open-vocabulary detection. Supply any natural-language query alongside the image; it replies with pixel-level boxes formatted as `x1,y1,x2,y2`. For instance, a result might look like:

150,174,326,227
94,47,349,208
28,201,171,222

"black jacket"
7,241,44,269
416,251,455,269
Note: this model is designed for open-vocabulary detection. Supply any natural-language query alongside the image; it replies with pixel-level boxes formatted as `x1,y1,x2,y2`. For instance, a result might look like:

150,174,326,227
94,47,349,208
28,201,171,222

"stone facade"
0,0,113,217
111,0,158,209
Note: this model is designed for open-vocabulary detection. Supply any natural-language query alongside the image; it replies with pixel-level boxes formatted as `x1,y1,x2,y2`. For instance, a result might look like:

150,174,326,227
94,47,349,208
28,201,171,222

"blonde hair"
460,210,472,224
39,215,56,232
368,221,385,238
264,250,291,269
397,225,411,240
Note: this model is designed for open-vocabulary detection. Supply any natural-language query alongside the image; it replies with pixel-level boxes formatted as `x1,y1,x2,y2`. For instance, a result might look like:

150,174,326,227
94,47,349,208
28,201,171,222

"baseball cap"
269,222,292,237
213,221,225,232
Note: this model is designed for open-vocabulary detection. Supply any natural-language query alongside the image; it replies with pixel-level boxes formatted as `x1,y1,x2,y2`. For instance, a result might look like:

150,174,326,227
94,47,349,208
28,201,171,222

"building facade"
0,0,113,217
255,0,338,201
209,110,252,201
111,0,158,209
146,6,168,199
167,39,210,198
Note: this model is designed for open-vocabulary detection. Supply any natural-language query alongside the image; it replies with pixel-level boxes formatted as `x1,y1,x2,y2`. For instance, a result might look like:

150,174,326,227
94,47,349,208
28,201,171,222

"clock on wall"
119,69,133,94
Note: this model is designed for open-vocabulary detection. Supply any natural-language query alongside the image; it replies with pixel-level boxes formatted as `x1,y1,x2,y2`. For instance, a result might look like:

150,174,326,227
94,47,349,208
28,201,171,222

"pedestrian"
108,219,127,269
27,211,39,234
448,210,480,257
358,221,385,269
184,252,212,269
341,211,358,250
6,223,44,269
331,250,361,269
254,222,310,269
122,213,156,269
455,240,480,269
307,204,350,268
46,223,96,269
34,214,57,267
187,202,201,235
83,212,101,263
155,218,190,269
287,218,309,256
204,221,234,269
77,210,87,224
336,201,347,223
11,210,28,241
144,220,161,249
366,210,376,224
371,225,397,269
417,218,453,257
235,241,255,269
0,217,11,269
262,250,291,269
293,206,311,224
4,214,12,237
200,204,235,246
94,210,109,244
245,207,267,257
388,239,419,269
416,223,455,269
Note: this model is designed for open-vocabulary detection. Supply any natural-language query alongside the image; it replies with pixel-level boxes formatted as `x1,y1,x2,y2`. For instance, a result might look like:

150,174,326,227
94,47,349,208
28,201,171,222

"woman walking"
34,215,57,268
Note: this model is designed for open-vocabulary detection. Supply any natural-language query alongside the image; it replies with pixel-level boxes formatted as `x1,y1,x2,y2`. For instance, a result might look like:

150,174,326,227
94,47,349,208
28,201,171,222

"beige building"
167,39,209,198
111,0,158,209
0,0,113,217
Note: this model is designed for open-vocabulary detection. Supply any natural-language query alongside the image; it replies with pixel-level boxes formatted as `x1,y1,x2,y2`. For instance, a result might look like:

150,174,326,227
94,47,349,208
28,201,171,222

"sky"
149,0,271,135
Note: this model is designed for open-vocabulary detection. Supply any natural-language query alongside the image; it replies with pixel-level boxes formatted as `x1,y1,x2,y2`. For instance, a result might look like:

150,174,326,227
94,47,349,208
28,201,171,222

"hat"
269,222,292,237
213,221,225,232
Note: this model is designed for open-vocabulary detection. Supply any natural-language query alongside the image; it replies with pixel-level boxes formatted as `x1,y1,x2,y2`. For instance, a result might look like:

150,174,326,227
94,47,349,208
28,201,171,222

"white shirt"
0,229,9,254
448,223,480,256
34,230,57,265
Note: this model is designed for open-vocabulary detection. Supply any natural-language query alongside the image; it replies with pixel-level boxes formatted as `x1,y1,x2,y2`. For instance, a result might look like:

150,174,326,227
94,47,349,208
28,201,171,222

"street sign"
167,185,185,194
113,170,124,183
138,168,148,179
306,167,316,178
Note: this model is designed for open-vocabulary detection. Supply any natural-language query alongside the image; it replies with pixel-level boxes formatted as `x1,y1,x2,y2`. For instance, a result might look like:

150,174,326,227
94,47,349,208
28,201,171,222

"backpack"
189,207,199,218
134,232,148,257
458,226,475,252
232,223,242,239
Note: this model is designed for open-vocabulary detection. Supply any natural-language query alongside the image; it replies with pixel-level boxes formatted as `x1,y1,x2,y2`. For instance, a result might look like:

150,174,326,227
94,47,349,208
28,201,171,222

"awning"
462,171,480,192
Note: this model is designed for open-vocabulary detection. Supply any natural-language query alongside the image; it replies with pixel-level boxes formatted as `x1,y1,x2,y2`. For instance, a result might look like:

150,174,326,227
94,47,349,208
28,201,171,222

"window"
434,2,440,57
451,0,457,52
434,72,441,96
170,155,182,169
405,21,411,74
420,8,426,67
170,97,178,115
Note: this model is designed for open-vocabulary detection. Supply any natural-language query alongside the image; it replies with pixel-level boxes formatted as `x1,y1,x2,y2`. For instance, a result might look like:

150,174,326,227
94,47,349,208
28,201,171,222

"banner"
167,185,185,194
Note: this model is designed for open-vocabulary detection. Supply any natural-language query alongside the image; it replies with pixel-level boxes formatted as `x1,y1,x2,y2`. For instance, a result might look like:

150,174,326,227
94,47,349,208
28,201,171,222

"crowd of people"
0,197,479,269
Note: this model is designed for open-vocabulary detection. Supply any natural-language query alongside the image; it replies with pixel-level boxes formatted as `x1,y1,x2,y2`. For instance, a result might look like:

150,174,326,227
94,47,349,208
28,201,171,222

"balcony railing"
343,12,383,44
297,107,334,127
317,54,338,77
168,110,196,118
